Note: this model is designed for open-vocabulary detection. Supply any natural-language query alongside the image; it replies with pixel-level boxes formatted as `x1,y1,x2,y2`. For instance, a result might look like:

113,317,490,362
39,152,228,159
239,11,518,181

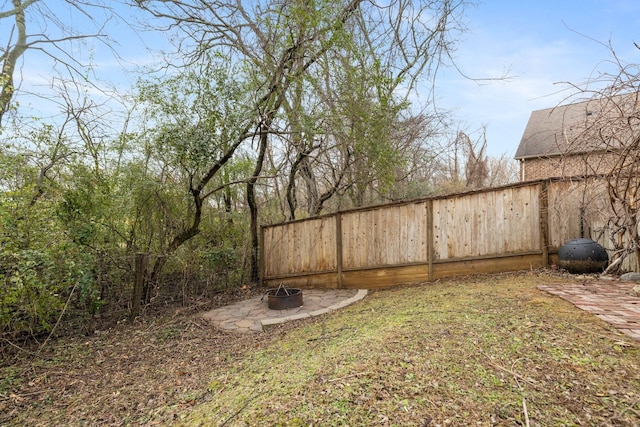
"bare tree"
430,129,486,193
408,124,518,196
485,154,519,187
565,43,640,272
0,0,113,126
460,130,488,188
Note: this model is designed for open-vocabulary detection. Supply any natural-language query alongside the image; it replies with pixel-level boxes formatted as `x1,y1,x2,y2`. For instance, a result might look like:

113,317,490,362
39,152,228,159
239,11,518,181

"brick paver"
538,281,640,341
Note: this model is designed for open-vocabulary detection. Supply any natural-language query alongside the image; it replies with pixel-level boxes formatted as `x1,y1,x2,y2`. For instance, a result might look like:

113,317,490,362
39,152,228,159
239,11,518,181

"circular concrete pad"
202,289,367,333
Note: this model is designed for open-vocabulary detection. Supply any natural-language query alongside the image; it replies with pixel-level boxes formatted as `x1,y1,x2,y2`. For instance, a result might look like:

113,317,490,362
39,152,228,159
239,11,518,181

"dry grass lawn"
2,271,639,426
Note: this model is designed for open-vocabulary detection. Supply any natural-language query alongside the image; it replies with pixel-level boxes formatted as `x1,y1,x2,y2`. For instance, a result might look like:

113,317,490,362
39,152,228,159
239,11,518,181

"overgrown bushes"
0,150,252,342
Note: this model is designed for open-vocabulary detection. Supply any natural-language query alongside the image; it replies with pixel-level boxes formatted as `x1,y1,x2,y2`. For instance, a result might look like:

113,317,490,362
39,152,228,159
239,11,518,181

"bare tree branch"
0,0,115,126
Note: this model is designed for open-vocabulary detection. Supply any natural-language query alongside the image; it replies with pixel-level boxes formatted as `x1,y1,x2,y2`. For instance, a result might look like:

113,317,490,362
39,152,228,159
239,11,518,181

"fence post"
427,199,434,281
539,181,550,267
336,212,343,288
260,225,265,287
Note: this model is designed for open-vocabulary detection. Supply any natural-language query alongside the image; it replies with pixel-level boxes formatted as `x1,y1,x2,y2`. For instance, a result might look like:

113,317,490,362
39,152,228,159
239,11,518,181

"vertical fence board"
547,180,584,247
262,216,337,277
427,200,434,280
339,202,428,269
431,186,540,260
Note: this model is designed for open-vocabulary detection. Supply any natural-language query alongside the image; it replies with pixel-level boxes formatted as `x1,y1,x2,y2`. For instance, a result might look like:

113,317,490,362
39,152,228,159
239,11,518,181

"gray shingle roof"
515,92,640,160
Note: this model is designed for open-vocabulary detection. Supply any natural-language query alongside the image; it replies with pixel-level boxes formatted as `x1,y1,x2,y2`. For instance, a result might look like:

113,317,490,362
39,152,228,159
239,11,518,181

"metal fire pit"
263,283,303,310
558,238,609,274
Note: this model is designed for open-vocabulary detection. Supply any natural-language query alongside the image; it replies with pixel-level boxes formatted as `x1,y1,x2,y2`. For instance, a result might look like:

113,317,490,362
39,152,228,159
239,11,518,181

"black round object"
266,287,303,310
558,238,608,274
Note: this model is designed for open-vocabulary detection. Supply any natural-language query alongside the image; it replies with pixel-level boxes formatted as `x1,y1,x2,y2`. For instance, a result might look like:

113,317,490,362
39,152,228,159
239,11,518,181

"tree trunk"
247,124,269,285
0,0,28,125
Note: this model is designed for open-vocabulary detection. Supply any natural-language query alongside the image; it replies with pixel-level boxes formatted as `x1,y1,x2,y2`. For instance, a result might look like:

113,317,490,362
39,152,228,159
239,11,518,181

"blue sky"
437,0,640,157
5,1,640,160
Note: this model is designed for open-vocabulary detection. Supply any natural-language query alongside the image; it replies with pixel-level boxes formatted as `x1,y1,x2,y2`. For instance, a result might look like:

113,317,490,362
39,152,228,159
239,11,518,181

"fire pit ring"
262,283,303,310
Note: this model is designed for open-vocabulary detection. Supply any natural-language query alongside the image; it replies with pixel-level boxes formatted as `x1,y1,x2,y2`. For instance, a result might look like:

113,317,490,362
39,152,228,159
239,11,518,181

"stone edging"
260,289,368,331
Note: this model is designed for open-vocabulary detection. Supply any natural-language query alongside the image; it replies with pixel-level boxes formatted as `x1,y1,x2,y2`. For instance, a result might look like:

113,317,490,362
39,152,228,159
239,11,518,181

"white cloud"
432,1,638,158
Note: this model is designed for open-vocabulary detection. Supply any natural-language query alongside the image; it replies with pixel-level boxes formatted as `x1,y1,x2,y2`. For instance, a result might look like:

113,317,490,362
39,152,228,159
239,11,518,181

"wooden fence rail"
261,177,632,289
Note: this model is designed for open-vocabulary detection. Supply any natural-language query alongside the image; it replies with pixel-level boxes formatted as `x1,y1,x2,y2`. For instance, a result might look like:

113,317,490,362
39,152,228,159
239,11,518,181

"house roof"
514,92,640,160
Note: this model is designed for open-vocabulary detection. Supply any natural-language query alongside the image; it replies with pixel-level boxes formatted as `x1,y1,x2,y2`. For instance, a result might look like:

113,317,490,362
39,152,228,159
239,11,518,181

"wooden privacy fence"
261,177,629,289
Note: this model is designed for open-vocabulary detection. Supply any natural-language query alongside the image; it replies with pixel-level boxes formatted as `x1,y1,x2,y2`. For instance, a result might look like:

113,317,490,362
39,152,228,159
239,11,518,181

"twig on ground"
1,338,41,358
37,281,78,355
219,391,265,427
522,397,530,427
475,341,534,426
328,372,372,383
473,341,538,387
567,322,634,346
0,389,55,401
614,399,640,420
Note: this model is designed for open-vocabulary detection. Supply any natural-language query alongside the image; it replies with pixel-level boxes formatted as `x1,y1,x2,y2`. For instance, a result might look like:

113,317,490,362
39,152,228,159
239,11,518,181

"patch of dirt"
0,287,283,426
